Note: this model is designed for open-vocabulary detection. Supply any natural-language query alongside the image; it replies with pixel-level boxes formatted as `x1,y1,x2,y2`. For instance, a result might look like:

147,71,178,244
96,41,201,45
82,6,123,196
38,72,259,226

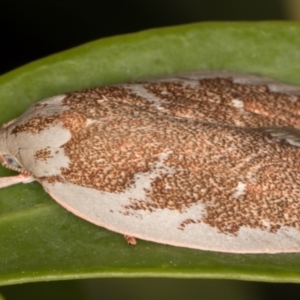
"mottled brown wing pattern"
1,71,300,253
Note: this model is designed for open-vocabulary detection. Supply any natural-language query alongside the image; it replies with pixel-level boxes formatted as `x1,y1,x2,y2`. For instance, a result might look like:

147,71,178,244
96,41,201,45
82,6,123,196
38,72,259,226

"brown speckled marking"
11,115,60,135
179,218,198,230
32,103,48,110
40,175,64,184
17,77,300,236
144,78,300,127
34,148,53,162
11,110,86,136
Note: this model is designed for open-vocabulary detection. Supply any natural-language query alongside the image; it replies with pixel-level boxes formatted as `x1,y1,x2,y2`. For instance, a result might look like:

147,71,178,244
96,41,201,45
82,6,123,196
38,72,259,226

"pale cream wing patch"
41,175,300,254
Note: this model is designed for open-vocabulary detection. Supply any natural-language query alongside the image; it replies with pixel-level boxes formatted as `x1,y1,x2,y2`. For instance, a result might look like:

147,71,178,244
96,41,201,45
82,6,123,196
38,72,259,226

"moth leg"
124,235,137,245
0,173,35,188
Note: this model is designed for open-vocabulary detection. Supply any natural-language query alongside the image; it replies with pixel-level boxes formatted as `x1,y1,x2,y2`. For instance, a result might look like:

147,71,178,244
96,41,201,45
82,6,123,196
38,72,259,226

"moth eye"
3,155,21,169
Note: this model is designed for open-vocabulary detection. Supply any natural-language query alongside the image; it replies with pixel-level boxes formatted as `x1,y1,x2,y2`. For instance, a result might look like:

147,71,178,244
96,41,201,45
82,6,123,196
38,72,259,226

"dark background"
1,0,300,299
0,0,286,75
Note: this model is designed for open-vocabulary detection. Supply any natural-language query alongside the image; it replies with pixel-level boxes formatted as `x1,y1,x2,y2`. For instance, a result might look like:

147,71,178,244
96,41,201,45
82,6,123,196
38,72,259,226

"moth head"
0,105,72,178
0,123,31,175
0,153,29,174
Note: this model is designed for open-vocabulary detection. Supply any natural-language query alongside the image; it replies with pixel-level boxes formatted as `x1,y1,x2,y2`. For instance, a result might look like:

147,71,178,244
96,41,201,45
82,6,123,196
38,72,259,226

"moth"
1,70,300,253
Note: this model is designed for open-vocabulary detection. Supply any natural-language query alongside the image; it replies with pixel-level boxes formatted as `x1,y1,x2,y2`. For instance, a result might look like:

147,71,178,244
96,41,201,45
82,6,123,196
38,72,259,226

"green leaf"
1,22,300,285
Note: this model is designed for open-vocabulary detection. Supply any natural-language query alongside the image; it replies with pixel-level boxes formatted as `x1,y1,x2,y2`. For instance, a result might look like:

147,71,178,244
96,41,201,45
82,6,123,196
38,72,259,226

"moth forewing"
1,71,300,253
